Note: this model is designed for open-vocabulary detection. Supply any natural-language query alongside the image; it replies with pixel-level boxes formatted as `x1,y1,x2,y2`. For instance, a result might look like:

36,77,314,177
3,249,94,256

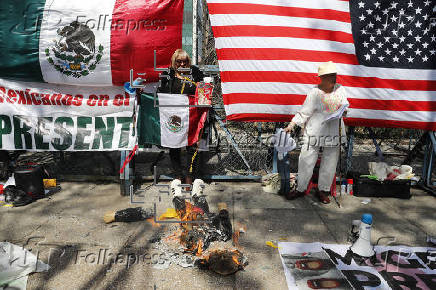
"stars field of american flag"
351,0,435,69
206,0,436,130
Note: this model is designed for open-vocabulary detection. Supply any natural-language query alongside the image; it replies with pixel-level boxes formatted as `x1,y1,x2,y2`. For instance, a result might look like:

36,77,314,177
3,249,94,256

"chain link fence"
343,128,426,174
10,125,430,182
11,121,430,185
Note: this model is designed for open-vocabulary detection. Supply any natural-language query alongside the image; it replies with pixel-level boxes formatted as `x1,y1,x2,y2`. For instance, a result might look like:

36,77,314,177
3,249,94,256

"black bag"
14,165,45,199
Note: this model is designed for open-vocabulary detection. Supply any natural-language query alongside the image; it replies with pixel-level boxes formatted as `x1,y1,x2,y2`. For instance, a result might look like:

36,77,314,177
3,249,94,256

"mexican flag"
0,0,184,86
138,93,209,148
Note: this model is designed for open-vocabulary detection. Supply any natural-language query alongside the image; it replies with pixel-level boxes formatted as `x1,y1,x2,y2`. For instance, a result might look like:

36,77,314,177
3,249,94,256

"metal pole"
333,119,341,208
367,127,384,162
214,114,253,175
422,135,429,184
427,131,436,156
272,148,278,173
120,150,131,196
345,126,355,175
426,131,436,187
192,0,198,65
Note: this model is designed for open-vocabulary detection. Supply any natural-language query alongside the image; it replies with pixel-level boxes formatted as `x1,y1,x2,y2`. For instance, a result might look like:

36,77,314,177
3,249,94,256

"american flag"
206,0,436,130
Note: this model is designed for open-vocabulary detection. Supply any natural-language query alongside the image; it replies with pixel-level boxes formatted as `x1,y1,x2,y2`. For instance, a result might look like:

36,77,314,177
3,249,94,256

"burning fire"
164,228,183,243
232,252,240,266
171,200,208,256
197,240,204,256
165,190,247,275
199,249,246,275
178,200,204,227
146,218,162,228
232,231,240,247
232,222,246,248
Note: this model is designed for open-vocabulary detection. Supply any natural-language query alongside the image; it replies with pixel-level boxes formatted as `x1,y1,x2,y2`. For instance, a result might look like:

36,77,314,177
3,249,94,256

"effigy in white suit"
292,84,349,192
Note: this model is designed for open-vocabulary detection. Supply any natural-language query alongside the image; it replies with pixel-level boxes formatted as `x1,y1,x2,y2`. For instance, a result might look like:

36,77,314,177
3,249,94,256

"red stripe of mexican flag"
188,94,208,146
140,93,208,148
110,0,185,86
35,0,184,86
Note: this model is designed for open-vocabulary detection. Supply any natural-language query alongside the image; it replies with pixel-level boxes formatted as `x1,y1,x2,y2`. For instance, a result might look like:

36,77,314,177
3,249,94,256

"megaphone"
350,213,375,258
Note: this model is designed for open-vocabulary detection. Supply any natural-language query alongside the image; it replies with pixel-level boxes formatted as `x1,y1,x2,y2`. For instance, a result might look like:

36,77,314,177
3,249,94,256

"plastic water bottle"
341,180,347,196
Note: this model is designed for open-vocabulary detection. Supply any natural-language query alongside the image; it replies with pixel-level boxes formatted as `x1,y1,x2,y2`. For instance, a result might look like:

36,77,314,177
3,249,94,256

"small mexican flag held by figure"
138,94,209,148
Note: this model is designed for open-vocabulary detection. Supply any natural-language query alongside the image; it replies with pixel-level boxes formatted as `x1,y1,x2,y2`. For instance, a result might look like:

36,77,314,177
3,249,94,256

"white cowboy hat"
318,61,337,76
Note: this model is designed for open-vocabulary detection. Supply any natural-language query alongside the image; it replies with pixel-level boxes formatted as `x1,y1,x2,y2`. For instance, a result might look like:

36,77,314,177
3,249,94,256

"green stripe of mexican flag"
0,0,46,82
139,93,208,148
0,0,184,86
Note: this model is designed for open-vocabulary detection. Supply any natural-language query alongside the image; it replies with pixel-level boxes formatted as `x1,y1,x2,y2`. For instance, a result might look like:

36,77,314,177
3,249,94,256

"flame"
232,222,246,248
180,229,189,244
232,253,240,266
204,249,243,268
232,250,243,266
170,200,244,265
164,228,183,243
232,231,240,247
174,200,207,255
179,201,201,225
146,218,162,228
197,240,203,256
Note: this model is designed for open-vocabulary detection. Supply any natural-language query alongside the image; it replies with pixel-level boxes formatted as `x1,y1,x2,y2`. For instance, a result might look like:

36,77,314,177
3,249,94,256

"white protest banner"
0,79,136,151
279,242,436,290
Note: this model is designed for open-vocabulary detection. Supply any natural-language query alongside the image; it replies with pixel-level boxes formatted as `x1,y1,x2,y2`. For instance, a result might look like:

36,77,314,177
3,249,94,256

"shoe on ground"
286,189,305,200
317,190,331,204
170,179,182,197
192,179,205,197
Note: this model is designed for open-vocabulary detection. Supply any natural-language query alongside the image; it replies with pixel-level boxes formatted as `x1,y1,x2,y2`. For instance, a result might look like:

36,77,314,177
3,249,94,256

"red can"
347,179,353,195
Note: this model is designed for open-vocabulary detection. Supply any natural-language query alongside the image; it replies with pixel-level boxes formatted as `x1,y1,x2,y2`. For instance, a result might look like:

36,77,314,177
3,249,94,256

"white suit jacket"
292,84,349,147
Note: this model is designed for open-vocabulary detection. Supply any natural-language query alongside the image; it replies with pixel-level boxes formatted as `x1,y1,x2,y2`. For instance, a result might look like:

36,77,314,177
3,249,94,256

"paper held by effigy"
322,103,349,124
274,129,297,153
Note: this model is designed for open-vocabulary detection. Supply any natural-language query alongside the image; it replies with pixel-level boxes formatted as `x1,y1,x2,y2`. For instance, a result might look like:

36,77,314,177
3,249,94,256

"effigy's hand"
284,122,295,133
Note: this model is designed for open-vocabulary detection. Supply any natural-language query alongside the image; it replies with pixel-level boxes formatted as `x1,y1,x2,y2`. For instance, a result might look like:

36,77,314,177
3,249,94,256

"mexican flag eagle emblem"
45,21,104,78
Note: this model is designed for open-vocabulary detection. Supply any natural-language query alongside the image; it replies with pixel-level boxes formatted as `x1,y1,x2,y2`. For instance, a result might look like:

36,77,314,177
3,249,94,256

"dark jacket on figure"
157,66,204,95
156,66,207,178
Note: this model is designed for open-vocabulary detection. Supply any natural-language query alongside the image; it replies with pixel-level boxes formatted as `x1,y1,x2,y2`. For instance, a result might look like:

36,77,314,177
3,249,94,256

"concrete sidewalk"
1,181,434,290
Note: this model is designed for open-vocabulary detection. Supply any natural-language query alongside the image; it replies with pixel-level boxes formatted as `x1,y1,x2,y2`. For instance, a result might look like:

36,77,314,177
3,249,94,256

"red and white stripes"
207,0,436,130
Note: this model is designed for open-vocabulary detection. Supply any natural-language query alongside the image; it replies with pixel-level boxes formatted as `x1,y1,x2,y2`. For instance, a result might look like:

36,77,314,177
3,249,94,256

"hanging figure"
284,61,349,204
157,49,206,185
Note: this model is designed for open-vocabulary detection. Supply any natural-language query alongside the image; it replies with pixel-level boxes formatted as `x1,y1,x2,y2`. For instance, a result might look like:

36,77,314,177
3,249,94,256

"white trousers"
296,145,340,192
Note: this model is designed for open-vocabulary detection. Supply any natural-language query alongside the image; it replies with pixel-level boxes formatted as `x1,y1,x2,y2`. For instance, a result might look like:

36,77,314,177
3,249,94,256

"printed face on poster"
279,242,436,290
